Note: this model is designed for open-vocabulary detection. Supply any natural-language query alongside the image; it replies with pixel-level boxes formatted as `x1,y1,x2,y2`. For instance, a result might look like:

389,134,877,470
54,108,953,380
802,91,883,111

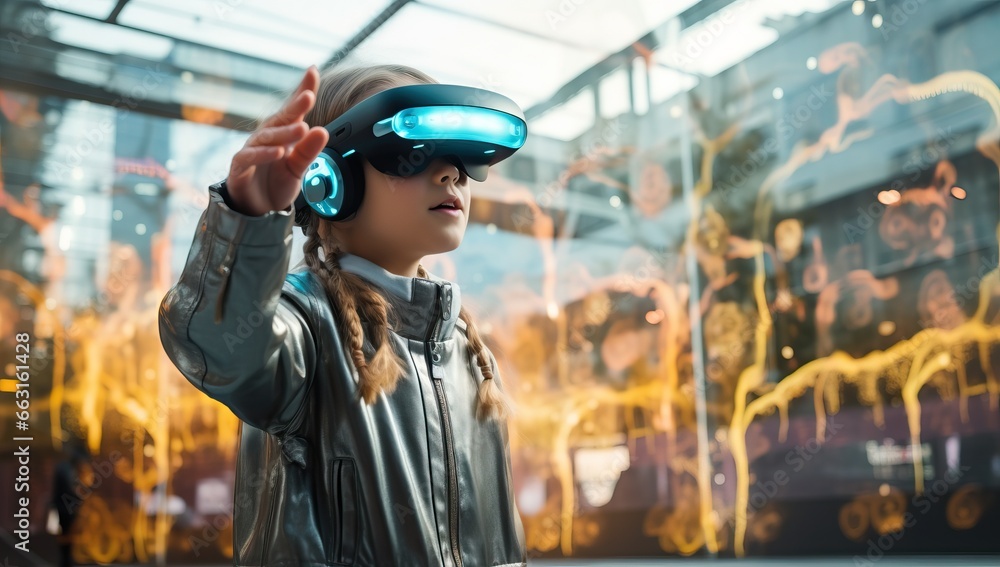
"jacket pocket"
327,458,359,565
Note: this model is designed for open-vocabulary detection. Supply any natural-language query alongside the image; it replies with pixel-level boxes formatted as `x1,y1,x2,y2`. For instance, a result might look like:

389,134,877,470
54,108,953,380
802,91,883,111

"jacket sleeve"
158,181,316,436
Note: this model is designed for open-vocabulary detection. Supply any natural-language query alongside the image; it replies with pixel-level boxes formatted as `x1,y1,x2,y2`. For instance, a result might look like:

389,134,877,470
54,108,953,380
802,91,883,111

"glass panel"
530,88,596,141
457,0,1000,559
419,0,700,53
648,64,698,105
40,0,119,19
118,0,347,66
632,57,650,116
599,68,631,119
0,83,250,564
47,11,175,59
343,2,610,109
654,0,846,77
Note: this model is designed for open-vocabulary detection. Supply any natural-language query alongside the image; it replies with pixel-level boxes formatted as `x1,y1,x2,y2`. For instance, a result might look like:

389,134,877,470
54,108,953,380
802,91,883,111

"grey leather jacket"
158,182,527,566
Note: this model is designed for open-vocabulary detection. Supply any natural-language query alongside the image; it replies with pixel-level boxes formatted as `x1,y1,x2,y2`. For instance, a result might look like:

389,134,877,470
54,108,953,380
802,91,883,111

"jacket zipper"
427,286,463,567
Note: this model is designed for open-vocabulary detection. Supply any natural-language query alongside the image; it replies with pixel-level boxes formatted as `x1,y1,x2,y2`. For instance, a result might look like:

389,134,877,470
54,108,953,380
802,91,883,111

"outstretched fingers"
260,66,320,130
229,145,285,181
246,122,308,148
288,65,320,105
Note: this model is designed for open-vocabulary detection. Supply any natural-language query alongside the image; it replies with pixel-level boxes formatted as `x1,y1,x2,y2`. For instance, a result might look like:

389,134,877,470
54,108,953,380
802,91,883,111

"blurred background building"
1,0,999,564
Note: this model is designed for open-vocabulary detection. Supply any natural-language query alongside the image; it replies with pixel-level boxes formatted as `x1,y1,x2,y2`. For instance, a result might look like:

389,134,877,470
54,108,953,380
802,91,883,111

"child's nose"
429,159,463,186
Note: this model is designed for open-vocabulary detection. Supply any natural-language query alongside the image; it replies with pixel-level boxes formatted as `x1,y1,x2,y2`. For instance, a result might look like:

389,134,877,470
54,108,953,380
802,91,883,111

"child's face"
331,158,472,273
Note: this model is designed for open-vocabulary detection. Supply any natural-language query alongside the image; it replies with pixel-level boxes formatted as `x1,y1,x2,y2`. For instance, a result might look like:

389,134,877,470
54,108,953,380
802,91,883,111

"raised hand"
226,65,330,216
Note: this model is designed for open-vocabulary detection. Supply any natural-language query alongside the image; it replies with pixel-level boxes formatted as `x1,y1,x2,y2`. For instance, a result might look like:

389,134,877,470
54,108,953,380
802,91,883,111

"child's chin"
427,235,463,256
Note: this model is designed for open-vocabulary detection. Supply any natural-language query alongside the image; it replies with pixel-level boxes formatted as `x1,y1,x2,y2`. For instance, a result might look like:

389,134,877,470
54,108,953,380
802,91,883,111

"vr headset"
294,83,528,226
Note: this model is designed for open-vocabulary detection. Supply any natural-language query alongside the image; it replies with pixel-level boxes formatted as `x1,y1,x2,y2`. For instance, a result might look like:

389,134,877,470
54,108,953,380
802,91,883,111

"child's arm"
158,183,314,436
158,66,330,436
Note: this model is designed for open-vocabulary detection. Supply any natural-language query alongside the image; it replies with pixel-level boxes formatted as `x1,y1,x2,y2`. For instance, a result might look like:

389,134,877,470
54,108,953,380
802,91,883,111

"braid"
417,265,511,421
303,218,405,403
461,306,513,422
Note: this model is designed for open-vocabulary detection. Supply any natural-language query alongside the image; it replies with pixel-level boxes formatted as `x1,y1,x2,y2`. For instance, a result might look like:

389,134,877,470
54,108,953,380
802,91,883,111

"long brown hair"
300,64,511,421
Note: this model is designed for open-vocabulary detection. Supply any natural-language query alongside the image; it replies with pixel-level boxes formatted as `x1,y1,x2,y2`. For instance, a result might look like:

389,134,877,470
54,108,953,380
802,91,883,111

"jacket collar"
337,253,460,342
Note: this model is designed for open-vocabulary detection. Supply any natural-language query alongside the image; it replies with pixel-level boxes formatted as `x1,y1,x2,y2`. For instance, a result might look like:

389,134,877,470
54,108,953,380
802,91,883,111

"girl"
159,64,527,566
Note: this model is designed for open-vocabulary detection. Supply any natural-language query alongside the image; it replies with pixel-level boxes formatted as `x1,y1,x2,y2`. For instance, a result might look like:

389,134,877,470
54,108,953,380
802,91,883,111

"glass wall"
449,0,1000,559
1,0,999,563
0,88,253,562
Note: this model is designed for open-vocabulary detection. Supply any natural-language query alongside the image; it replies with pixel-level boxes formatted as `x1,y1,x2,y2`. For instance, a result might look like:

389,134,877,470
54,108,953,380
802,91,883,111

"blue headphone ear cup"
297,150,364,222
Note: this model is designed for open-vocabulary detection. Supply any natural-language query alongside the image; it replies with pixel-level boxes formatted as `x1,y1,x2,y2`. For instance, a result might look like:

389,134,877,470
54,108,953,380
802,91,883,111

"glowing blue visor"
372,106,527,149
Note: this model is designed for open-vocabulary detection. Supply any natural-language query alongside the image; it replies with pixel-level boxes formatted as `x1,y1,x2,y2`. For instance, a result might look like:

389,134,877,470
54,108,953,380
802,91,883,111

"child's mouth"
430,204,462,217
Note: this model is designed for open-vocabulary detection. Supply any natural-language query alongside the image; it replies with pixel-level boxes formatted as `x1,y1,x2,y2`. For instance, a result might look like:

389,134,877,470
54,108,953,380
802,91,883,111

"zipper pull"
430,341,445,379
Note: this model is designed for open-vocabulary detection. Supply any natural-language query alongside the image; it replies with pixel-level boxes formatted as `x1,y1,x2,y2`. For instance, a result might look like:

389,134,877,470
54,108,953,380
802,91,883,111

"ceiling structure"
1,0,844,139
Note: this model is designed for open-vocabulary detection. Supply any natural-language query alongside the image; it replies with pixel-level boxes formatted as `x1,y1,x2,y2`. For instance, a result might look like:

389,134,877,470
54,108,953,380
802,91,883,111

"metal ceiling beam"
43,5,303,74
323,0,412,67
0,25,299,106
0,30,264,131
106,0,131,24
108,1,339,53
0,63,258,132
